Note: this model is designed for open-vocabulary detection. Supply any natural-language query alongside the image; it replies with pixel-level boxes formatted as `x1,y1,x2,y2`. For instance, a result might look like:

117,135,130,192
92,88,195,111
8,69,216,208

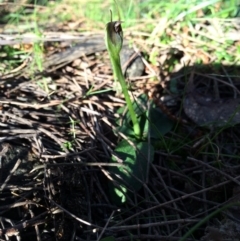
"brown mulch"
0,5,240,241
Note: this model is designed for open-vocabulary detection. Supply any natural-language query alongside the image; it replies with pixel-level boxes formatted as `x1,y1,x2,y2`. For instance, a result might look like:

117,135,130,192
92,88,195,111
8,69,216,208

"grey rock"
120,46,145,78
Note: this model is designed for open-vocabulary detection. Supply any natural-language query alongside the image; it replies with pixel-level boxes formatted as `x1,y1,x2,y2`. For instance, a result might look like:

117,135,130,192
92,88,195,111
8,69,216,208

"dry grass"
0,1,240,241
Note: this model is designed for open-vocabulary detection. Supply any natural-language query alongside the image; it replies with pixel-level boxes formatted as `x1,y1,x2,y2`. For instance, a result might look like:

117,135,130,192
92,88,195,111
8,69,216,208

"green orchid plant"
105,10,141,139
104,4,173,205
105,8,152,205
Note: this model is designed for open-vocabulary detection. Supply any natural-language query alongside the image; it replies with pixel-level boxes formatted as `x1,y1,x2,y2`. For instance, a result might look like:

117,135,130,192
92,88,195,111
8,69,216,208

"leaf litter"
0,1,239,241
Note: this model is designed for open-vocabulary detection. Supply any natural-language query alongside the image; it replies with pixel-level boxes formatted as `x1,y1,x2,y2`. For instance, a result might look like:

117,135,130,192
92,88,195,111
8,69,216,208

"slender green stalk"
109,44,140,138
105,11,141,138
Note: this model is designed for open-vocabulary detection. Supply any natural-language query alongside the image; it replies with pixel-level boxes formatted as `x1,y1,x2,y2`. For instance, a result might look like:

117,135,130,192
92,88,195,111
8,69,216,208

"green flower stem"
112,53,140,138
105,18,141,138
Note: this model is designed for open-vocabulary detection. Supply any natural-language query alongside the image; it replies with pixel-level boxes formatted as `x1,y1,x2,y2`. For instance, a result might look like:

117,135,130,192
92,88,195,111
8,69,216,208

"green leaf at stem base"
109,140,154,204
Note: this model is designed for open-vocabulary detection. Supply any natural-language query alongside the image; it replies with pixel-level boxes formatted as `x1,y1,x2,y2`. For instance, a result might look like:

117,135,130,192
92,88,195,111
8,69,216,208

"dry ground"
0,1,240,241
